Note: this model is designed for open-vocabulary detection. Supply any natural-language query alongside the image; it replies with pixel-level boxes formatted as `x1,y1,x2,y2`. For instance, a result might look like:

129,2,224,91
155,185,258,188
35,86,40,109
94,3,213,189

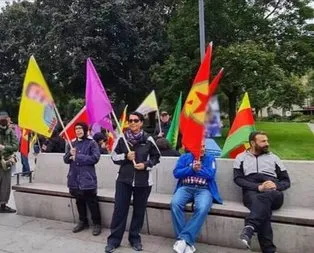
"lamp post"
198,0,205,61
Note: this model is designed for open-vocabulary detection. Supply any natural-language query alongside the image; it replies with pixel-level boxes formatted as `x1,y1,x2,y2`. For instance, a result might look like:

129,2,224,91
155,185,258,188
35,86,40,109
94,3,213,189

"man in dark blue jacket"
63,122,101,236
171,143,222,253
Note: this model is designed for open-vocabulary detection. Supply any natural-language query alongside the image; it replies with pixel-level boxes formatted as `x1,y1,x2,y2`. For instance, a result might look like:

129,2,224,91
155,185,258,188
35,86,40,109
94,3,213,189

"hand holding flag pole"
53,105,73,149
111,111,136,166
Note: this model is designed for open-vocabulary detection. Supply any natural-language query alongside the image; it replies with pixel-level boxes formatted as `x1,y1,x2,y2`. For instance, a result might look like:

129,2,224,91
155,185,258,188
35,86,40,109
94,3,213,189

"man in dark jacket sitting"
234,131,291,253
63,122,101,236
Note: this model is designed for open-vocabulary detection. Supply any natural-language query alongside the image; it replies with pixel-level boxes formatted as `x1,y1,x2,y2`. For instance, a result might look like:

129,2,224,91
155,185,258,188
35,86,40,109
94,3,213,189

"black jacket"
111,132,160,187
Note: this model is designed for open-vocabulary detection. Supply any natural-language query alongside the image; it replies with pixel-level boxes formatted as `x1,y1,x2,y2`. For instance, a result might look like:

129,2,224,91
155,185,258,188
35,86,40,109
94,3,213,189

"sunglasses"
129,119,140,123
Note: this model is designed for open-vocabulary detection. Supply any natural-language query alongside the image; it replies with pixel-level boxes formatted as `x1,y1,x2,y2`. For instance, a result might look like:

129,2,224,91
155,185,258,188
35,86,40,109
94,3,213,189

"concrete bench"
13,154,314,253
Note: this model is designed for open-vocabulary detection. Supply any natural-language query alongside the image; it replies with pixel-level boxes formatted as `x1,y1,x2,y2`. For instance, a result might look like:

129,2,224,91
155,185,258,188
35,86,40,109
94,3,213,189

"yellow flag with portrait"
18,56,57,137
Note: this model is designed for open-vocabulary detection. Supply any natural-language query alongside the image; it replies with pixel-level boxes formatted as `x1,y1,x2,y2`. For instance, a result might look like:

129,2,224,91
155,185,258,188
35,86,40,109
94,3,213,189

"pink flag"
86,58,113,126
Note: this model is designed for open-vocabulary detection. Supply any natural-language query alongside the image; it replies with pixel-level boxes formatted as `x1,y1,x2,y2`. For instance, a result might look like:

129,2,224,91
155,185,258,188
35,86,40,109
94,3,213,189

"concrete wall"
34,153,314,208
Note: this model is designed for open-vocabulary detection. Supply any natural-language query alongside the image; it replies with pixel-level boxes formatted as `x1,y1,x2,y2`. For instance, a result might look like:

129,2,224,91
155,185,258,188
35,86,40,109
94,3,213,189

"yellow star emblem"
183,81,209,124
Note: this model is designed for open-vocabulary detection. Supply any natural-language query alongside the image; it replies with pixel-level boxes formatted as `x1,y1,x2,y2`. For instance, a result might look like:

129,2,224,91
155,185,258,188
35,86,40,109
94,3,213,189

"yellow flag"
136,90,158,115
18,56,57,137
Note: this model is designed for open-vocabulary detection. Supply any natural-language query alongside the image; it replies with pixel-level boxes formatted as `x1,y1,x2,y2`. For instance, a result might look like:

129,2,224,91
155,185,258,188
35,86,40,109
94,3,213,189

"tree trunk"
228,94,237,126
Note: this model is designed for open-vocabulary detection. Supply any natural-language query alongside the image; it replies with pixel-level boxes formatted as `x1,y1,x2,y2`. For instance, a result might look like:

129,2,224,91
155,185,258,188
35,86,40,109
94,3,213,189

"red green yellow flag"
180,43,224,159
119,105,128,133
221,92,256,158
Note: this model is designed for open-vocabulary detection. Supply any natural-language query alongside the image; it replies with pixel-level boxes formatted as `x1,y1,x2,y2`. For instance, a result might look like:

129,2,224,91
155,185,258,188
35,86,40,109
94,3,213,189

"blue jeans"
171,185,213,246
21,155,30,174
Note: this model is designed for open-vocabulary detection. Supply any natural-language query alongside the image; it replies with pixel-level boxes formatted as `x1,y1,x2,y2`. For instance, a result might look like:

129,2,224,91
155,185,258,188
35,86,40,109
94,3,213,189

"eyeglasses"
129,119,140,123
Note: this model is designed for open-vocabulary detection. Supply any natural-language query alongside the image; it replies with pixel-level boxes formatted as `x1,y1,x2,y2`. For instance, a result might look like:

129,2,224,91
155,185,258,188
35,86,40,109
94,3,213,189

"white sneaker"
173,240,187,253
184,245,196,253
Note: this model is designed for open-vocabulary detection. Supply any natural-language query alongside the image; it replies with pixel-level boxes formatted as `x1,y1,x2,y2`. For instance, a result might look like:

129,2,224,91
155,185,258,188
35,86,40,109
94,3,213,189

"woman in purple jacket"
63,122,101,236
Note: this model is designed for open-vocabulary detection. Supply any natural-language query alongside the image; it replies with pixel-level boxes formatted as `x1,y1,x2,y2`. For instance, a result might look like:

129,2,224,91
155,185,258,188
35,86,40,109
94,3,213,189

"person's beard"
255,144,269,154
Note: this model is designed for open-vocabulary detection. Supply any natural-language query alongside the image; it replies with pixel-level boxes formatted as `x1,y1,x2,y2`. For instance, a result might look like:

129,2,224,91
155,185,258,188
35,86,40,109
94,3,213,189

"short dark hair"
128,112,144,122
249,131,267,142
25,82,40,95
155,137,171,150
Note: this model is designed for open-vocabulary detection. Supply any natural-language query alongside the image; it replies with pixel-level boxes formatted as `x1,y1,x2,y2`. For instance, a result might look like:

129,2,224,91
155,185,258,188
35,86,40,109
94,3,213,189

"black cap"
93,132,107,143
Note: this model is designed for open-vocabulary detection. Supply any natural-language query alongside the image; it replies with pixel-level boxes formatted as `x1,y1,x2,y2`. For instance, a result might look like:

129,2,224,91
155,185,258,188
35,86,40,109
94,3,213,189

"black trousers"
107,181,152,247
70,189,101,225
243,190,284,253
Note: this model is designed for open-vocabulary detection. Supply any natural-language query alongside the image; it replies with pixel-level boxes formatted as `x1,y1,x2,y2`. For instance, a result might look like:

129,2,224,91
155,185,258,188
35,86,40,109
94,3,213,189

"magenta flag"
86,58,113,126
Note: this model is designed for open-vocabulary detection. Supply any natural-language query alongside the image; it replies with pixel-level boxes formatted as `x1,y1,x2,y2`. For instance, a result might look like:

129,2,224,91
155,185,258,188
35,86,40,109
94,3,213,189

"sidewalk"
2,158,250,253
0,214,250,253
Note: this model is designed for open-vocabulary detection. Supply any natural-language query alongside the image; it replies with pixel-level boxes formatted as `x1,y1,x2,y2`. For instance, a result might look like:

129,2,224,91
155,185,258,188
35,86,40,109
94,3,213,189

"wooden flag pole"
53,105,73,149
111,110,136,166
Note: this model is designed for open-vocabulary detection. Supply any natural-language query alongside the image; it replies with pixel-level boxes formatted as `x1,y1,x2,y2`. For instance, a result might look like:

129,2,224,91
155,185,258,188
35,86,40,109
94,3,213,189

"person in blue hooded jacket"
171,143,222,253
63,122,101,236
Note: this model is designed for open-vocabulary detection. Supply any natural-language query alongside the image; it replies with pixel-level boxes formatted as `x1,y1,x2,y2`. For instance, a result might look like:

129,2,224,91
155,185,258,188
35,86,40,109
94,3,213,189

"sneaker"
173,240,187,253
184,245,196,253
105,244,116,253
92,224,101,236
240,225,255,249
131,242,143,251
0,205,16,213
72,221,89,233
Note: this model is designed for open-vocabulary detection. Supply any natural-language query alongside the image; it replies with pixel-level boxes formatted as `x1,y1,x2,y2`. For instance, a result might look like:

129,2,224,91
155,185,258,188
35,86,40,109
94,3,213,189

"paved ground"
1,155,250,253
308,123,314,134
0,214,250,253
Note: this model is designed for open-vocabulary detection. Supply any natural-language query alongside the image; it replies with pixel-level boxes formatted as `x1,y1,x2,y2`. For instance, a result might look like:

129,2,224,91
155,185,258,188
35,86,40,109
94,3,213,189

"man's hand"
258,181,276,192
42,144,47,151
69,156,75,161
0,145,5,150
127,151,135,161
264,180,277,190
134,163,145,170
192,160,202,172
70,148,76,156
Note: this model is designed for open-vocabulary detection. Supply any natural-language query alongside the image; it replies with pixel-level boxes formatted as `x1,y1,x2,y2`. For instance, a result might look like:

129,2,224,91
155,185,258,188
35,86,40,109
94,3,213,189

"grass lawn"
215,122,314,160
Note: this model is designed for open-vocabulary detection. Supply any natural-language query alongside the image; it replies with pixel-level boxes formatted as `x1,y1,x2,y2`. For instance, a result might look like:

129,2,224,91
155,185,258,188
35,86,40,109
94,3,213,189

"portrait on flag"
205,96,222,138
24,81,57,131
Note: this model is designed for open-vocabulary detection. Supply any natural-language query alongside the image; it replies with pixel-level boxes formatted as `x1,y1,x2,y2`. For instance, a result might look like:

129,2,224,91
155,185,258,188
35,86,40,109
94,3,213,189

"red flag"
180,43,223,159
20,129,30,157
60,106,88,140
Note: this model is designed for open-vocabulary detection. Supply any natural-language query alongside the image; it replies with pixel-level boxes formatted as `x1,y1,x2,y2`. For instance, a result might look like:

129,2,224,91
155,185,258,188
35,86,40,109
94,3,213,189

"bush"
290,112,303,120
292,115,314,122
266,114,283,122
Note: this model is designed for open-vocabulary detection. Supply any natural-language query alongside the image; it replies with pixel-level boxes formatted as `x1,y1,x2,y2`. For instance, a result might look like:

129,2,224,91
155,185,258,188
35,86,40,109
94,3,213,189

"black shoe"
131,242,143,251
72,221,89,233
92,224,101,236
0,205,16,213
105,244,116,253
240,225,254,249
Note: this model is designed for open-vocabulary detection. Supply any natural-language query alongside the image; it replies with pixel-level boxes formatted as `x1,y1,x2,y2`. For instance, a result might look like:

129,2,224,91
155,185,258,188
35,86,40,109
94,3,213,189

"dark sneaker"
105,244,116,253
0,205,16,213
240,225,255,249
131,242,143,251
72,221,89,233
92,224,101,236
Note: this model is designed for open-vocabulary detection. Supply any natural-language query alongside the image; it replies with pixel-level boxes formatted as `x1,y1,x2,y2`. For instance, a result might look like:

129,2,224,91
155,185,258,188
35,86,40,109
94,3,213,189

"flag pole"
53,105,73,149
156,108,162,135
111,110,136,166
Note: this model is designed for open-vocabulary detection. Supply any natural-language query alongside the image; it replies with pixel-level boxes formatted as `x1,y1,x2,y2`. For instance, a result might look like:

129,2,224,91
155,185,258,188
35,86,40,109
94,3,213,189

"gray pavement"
1,155,250,253
0,214,250,253
2,184,250,253
307,123,314,134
